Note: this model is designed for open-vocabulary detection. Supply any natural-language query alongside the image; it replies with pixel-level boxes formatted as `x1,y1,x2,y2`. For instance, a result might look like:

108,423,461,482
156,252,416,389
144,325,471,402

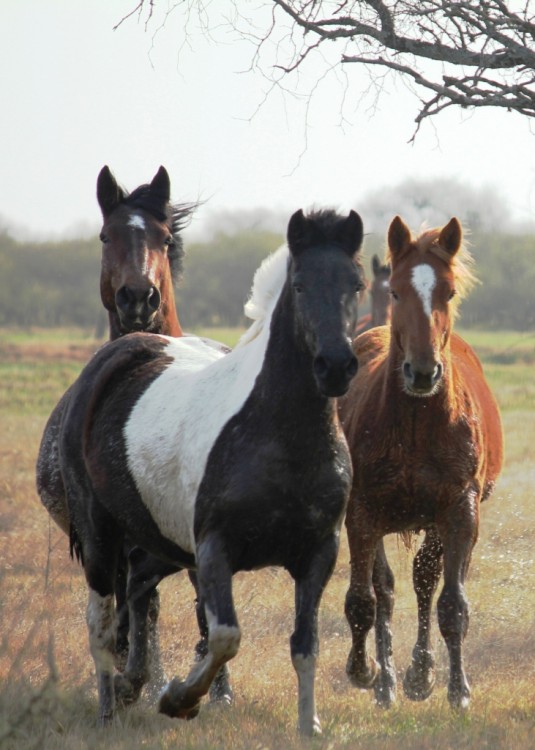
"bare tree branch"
119,1,535,134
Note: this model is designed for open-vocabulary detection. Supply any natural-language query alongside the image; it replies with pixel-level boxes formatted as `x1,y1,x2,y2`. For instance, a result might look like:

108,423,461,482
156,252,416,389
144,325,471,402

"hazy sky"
2,1,535,239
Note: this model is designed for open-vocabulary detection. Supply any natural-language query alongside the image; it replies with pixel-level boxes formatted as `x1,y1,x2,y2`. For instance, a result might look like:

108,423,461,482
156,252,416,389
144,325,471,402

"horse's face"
370,254,391,326
388,216,462,397
97,166,175,334
287,209,364,397
99,205,174,332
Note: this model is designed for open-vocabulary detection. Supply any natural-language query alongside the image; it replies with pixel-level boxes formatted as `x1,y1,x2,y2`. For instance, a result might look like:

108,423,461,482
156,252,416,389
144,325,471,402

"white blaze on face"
411,264,436,317
127,213,151,278
128,213,146,231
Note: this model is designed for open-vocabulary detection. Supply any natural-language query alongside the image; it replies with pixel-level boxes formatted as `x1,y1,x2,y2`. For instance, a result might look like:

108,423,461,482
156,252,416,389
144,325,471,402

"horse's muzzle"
403,360,443,396
314,350,358,397
115,285,161,330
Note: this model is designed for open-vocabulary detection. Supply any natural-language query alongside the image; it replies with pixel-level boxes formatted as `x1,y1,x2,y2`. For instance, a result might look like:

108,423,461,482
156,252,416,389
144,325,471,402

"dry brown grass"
1,330,534,749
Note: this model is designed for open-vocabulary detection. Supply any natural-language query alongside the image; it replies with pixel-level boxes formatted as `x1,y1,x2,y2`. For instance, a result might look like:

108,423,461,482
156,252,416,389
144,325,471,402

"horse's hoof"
346,648,379,689
114,673,143,707
448,687,470,711
403,664,436,702
208,675,234,706
374,682,396,709
299,715,322,736
158,678,201,720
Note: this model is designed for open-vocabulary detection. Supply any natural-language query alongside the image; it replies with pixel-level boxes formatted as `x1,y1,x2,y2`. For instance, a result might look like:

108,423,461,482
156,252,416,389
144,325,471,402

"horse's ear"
388,216,411,258
287,209,309,256
150,166,171,204
439,218,462,257
372,254,381,276
339,210,363,256
97,166,124,218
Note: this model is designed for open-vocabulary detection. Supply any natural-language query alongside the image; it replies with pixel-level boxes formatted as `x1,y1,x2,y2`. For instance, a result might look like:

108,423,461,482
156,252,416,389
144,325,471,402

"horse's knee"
208,623,241,662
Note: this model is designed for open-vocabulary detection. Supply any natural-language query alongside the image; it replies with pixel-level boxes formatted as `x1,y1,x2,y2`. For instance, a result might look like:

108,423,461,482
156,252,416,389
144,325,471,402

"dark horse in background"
340,216,503,710
57,208,365,734
356,254,391,335
36,166,222,701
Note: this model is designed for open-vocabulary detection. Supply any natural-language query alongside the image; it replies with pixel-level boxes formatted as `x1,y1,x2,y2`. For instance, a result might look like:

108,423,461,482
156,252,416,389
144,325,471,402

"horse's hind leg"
115,548,179,706
189,569,234,705
403,527,443,701
80,529,121,725
159,533,240,721
291,533,340,736
372,540,396,708
436,494,479,709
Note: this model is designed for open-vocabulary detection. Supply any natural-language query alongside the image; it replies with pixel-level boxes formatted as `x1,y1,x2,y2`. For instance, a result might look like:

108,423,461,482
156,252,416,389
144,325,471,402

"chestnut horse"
57,208,364,733
36,166,211,701
356,254,391,334
340,216,503,710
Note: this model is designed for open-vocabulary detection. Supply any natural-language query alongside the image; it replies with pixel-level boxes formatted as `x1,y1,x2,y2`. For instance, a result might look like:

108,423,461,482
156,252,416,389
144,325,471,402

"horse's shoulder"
353,325,390,364
450,332,484,375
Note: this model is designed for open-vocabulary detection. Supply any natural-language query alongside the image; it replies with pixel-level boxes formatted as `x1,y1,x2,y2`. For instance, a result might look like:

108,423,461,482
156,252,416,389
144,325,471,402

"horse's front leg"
372,540,396,707
291,533,340,736
344,498,380,690
159,534,240,721
436,491,479,710
189,569,234,705
403,526,443,701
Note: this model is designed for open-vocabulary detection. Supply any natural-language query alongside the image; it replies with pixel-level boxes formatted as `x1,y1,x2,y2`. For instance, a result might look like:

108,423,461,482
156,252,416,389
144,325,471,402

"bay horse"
36,165,216,701
340,216,503,710
355,254,391,334
58,208,365,734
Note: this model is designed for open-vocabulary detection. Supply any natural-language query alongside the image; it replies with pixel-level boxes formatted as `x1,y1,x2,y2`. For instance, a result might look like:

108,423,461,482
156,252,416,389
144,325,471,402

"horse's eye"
448,289,457,301
293,282,303,294
164,235,174,247
99,233,109,244
390,289,399,301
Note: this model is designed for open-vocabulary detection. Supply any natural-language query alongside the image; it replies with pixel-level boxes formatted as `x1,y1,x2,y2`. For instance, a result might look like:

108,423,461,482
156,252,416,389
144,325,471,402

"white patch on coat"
292,653,320,734
411,264,436,317
128,213,146,231
125,247,290,554
86,590,116,673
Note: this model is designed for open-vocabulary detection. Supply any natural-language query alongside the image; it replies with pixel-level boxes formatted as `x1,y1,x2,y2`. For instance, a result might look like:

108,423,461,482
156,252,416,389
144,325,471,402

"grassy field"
0,326,534,749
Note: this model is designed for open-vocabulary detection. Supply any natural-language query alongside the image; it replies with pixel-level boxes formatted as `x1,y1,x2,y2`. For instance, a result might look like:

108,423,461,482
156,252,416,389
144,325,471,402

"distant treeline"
0,227,533,331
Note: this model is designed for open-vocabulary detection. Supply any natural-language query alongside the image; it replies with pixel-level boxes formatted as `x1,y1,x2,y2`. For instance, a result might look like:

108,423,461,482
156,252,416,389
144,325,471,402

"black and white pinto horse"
59,208,364,734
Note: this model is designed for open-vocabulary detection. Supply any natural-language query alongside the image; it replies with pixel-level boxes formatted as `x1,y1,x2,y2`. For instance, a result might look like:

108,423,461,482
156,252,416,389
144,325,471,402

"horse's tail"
69,523,83,564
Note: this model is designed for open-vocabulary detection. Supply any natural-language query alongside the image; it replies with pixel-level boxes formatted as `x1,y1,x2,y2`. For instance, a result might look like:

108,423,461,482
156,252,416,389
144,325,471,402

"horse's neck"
257,296,332,421
155,300,183,337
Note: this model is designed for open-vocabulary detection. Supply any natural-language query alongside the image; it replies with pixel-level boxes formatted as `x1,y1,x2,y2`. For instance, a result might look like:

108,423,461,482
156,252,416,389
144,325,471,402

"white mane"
236,244,289,348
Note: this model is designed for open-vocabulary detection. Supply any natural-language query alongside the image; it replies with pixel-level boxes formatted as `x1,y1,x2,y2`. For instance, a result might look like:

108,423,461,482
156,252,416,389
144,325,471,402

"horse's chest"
354,414,478,531
195,433,351,571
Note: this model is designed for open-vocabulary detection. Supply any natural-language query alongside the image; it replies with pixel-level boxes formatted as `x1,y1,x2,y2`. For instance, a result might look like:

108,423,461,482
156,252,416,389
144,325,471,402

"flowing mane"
238,244,290,347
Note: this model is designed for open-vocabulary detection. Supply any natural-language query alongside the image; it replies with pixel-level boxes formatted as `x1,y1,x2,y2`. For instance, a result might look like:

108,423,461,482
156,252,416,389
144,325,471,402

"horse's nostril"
115,286,131,310
403,362,412,380
147,287,161,312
